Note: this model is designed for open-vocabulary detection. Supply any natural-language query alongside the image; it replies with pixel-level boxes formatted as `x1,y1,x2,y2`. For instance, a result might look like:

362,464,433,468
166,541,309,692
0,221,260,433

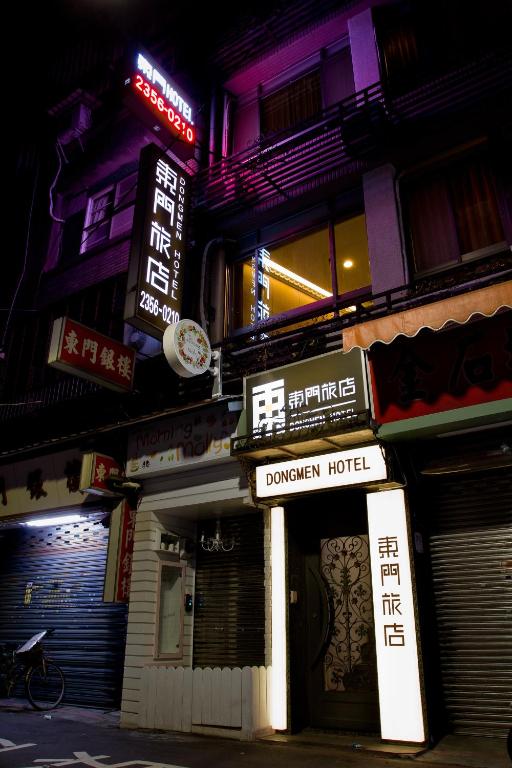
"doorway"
288,489,380,733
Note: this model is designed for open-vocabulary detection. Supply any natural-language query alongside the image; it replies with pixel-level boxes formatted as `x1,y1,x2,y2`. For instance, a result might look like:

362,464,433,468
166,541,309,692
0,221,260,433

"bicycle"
0,628,65,710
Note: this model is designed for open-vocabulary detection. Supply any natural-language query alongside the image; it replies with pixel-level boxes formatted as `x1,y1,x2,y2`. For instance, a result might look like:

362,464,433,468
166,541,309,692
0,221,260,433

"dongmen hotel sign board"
245,349,370,439
124,49,195,157
256,444,387,498
125,144,190,339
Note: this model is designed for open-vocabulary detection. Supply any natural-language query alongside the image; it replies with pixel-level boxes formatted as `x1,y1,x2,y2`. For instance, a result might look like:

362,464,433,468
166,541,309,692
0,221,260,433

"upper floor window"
80,173,137,254
374,0,511,96
260,71,321,137
229,213,370,331
404,149,506,275
230,44,354,155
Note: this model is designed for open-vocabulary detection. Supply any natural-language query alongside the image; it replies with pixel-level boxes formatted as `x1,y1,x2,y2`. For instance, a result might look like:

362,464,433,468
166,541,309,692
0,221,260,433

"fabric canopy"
343,280,512,352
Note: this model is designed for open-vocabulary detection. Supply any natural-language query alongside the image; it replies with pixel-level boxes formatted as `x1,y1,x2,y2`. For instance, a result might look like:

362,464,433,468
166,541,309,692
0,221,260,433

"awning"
343,280,512,352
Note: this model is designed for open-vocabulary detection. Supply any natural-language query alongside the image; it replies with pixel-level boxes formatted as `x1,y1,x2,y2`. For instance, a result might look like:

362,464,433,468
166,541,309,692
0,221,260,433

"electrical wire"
1,163,40,357
49,141,66,224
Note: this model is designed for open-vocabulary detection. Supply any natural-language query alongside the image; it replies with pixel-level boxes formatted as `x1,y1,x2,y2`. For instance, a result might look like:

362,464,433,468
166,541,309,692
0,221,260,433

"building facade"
2,0,511,747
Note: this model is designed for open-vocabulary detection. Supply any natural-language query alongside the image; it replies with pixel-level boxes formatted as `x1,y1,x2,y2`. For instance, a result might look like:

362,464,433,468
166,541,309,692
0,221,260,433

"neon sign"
126,51,195,146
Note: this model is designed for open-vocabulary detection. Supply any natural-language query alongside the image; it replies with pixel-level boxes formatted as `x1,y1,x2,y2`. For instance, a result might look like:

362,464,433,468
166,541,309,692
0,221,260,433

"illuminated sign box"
48,317,136,392
124,49,195,161
245,348,370,439
367,489,426,743
124,144,191,339
255,445,387,498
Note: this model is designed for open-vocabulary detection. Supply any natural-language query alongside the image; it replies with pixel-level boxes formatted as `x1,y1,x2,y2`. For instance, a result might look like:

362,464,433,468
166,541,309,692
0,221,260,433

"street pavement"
0,702,509,768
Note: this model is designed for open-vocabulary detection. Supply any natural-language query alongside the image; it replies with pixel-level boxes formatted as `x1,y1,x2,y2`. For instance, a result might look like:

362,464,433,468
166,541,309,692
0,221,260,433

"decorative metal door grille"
320,535,377,692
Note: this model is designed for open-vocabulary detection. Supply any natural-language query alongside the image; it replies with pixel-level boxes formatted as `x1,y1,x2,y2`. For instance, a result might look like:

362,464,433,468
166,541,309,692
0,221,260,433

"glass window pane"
334,214,371,295
231,226,332,331
261,71,322,136
157,566,183,656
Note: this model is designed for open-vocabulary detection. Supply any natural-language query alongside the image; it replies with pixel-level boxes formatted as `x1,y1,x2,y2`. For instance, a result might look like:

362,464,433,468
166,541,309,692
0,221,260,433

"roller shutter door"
0,517,127,708
428,469,512,737
193,513,265,668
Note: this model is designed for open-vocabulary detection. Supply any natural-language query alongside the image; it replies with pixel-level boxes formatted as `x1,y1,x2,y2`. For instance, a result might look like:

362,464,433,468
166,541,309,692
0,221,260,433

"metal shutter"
0,518,127,708
193,513,265,668
428,470,512,737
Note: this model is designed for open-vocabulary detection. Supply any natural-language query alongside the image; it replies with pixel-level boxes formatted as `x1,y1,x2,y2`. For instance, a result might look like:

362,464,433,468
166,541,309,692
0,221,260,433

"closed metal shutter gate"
0,517,127,709
428,469,512,737
193,513,265,668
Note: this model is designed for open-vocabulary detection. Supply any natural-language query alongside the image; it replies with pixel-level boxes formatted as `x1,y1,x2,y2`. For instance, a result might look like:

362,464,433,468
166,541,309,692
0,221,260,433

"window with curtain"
230,214,370,332
260,70,322,136
405,151,506,275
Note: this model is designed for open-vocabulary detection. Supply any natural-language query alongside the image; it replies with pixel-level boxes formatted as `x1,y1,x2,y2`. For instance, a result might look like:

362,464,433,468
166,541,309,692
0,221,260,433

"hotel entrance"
287,489,380,733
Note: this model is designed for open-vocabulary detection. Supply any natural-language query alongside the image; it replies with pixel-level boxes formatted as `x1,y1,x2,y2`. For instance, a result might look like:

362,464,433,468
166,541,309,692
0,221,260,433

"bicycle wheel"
25,661,65,710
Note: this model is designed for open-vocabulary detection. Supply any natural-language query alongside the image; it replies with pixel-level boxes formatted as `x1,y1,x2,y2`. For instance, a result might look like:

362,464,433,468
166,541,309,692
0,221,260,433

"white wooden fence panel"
192,667,203,725
182,667,193,732
230,667,242,728
220,667,233,726
211,667,222,726
241,666,253,735
202,667,213,724
140,665,270,736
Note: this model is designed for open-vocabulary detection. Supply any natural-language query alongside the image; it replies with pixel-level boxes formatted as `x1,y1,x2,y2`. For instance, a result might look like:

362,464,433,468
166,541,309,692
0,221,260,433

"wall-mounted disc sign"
163,319,212,378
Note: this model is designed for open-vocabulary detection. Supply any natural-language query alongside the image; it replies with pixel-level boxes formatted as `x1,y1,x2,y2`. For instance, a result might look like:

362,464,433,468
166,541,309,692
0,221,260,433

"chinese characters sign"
48,317,135,392
369,312,512,423
116,500,137,601
79,452,123,496
256,445,387,497
125,144,190,339
245,349,370,438
367,489,425,743
125,49,195,147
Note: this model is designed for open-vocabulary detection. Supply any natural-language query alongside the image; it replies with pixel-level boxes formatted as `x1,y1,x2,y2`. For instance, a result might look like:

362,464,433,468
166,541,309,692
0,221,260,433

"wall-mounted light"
342,259,354,269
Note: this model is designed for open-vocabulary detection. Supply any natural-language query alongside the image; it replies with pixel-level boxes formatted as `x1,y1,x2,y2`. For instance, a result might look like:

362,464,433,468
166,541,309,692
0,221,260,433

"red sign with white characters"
48,317,136,392
79,452,124,496
116,500,137,602
369,312,512,423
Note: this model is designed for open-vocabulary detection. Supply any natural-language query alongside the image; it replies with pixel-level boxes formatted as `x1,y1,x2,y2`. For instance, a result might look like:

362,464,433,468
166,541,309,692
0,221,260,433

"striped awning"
343,280,512,352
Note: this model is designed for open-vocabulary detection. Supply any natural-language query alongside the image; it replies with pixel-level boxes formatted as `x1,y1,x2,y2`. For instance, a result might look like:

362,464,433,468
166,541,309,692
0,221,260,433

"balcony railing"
195,48,511,219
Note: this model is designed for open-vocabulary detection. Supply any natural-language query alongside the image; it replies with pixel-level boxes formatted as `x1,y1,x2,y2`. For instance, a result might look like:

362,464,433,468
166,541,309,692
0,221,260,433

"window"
405,150,506,275
260,71,322,136
80,173,137,254
230,214,370,331
156,563,184,658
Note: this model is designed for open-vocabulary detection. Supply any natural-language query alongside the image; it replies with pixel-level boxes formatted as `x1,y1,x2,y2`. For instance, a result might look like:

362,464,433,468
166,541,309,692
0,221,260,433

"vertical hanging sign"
367,489,426,743
124,144,190,339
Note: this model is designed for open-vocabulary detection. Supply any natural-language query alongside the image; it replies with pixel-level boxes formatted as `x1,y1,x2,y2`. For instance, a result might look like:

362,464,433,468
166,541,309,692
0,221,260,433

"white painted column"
270,505,287,730
367,489,426,743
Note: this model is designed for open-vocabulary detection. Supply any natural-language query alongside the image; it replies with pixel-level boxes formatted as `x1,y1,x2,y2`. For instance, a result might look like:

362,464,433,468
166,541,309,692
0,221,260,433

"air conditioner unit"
58,102,92,146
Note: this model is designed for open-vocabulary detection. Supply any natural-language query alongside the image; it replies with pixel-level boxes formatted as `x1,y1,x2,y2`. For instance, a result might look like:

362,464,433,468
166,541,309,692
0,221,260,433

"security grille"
428,469,512,737
193,513,265,668
0,518,127,708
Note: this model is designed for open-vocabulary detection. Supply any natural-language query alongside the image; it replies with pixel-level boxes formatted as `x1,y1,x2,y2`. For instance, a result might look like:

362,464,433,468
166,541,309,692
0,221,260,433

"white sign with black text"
255,444,387,498
367,489,425,743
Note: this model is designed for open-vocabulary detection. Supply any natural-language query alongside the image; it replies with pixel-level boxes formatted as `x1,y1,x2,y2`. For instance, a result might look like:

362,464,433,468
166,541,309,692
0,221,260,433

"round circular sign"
163,319,212,378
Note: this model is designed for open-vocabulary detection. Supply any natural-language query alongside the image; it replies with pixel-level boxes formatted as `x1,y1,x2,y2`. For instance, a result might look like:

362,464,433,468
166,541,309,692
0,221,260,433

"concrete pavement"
0,700,509,768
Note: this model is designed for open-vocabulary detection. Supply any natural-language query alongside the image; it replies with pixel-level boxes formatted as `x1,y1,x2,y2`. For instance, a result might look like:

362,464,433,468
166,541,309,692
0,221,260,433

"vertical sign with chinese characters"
48,317,135,392
124,144,190,339
367,489,425,743
116,500,137,602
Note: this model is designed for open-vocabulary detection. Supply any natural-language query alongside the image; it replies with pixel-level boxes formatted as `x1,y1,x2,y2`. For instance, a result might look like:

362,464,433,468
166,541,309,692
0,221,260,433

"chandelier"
200,519,235,552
